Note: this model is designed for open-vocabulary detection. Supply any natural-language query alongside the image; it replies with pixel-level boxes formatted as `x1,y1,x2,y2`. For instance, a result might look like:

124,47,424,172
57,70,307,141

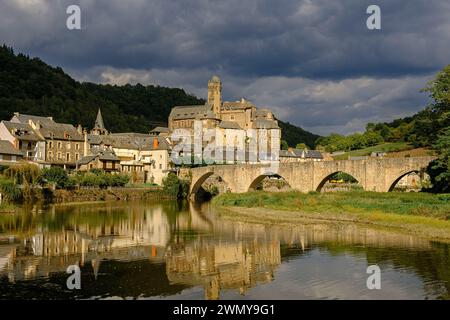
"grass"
212,191,450,240
332,142,413,160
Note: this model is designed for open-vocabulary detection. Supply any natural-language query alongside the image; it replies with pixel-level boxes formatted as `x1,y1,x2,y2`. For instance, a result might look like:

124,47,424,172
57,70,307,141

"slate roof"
94,109,106,130
88,133,171,151
38,122,84,141
252,119,280,129
279,149,323,159
76,150,119,165
151,127,170,133
218,121,242,130
12,113,55,126
169,104,213,120
1,121,43,142
0,140,23,156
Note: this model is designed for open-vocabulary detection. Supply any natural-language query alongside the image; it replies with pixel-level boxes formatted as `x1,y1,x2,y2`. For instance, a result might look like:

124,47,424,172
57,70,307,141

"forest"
0,45,319,148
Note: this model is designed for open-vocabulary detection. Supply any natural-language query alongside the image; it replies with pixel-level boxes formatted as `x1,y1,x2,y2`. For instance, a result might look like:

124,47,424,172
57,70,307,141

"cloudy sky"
1,0,449,135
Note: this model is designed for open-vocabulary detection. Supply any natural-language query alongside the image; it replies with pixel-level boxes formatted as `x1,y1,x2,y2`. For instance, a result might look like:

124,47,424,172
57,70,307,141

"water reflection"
0,200,448,300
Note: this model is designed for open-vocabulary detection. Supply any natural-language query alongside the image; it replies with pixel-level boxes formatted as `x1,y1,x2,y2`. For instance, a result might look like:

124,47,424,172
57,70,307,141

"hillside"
0,45,319,147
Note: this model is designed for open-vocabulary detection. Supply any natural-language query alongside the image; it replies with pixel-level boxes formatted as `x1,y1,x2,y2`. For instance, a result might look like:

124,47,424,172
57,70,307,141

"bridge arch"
315,171,362,192
388,170,423,192
247,172,292,192
190,170,232,199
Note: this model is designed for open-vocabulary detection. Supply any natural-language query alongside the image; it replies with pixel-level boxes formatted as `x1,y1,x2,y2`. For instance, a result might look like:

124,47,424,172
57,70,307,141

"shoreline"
214,206,450,241
212,191,450,241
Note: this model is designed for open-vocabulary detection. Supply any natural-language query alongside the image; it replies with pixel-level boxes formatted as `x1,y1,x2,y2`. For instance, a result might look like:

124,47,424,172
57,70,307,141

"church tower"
208,75,222,116
91,108,108,135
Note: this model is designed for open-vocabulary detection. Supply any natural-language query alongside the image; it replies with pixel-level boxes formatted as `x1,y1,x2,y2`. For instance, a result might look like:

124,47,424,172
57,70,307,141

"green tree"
41,167,70,188
281,140,289,150
427,127,450,193
296,143,309,150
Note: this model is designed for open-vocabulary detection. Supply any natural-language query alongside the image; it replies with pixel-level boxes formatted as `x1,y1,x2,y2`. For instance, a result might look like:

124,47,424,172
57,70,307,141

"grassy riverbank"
212,191,450,240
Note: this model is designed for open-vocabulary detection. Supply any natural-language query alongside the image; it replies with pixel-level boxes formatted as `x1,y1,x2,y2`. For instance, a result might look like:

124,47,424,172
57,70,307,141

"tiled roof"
0,140,23,156
76,150,119,165
38,122,84,141
1,121,43,142
12,113,55,126
252,119,279,129
169,104,213,120
280,149,323,159
219,121,242,130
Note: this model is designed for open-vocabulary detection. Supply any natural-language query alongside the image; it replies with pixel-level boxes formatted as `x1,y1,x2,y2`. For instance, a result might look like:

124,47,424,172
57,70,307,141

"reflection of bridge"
184,156,436,195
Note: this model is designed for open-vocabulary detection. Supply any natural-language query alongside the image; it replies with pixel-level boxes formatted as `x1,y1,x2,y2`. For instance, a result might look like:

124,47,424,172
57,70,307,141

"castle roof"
252,119,279,129
219,121,242,130
169,104,213,120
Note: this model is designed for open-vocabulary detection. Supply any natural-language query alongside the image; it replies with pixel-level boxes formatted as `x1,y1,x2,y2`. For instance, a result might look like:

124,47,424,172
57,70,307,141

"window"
58,142,62,149
66,142,71,150
159,164,162,169
66,153,70,162
75,153,79,161
49,141,53,148
48,151,53,160
57,152,61,160
75,143,79,150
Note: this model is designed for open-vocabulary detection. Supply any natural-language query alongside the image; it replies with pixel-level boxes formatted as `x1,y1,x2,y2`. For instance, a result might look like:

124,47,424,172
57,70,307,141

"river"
0,200,448,300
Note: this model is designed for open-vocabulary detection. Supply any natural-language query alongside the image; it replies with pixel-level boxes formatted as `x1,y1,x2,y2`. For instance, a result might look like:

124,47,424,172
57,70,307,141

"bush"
41,167,71,188
162,173,181,197
0,177,22,202
74,170,130,188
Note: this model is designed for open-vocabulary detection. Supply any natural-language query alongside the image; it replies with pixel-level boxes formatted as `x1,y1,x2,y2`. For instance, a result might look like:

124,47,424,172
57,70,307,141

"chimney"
77,124,82,134
153,137,159,149
83,129,88,156
288,147,293,152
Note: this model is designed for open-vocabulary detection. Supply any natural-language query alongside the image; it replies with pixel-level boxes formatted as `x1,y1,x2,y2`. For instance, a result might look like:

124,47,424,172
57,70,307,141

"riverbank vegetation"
213,191,450,240
213,191,450,220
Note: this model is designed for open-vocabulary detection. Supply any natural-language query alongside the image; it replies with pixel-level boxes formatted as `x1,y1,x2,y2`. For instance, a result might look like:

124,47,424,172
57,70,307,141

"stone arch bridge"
180,156,436,197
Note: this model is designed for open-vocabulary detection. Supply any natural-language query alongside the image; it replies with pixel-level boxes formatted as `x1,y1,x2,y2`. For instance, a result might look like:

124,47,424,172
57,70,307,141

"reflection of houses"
0,205,171,282
165,240,281,300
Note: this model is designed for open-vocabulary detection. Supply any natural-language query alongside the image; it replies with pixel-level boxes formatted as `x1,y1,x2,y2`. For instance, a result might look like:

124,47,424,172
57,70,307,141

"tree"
427,127,450,193
41,167,70,188
281,140,289,150
296,143,309,150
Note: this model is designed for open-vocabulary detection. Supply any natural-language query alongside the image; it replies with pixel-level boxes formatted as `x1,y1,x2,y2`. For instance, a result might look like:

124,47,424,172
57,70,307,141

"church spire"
94,108,105,130
92,108,108,135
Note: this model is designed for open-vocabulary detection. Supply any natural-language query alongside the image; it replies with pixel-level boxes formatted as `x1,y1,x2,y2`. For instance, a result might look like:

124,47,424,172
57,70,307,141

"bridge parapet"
183,156,436,196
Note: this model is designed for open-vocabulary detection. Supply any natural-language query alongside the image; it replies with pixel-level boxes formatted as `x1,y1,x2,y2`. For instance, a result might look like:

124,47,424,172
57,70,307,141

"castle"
168,76,281,160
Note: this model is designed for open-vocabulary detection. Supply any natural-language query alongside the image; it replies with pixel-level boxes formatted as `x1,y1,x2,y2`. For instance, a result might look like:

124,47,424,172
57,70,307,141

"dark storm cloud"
0,0,448,134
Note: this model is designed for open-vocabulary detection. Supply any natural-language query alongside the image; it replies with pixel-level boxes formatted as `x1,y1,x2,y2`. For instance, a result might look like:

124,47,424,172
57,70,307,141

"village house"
83,109,173,185
0,140,24,165
4,113,85,169
76,149,121,172
279,148,324,163
0,120,45,162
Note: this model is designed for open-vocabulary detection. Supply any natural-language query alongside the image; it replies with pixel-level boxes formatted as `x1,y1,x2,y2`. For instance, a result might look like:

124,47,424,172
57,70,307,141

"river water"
0,200,448,300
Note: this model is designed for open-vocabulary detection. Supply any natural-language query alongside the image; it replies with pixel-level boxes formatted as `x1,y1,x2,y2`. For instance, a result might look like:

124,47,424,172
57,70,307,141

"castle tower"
208,75,222,116
91,108,108,135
